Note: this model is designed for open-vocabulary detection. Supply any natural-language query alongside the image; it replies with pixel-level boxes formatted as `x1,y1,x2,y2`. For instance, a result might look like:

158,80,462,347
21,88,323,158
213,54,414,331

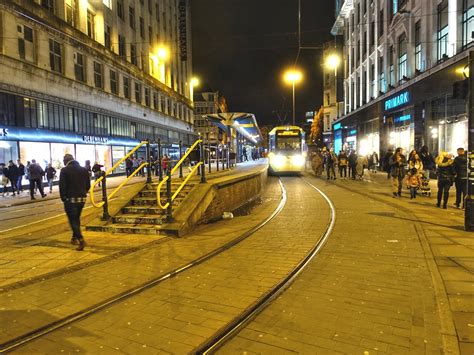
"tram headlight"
271,154,286,168
291,154,305,167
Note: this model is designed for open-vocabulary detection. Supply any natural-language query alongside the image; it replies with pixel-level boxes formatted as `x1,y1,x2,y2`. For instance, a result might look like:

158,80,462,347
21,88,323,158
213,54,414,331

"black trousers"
437,180,452,206
29,178,44,198
339,166,347,178
64,201,85,240
455,179,467,207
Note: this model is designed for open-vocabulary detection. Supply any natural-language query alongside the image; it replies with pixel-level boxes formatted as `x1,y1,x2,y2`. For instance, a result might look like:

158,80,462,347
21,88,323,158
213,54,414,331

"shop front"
382,90,414,154
0,126,139,174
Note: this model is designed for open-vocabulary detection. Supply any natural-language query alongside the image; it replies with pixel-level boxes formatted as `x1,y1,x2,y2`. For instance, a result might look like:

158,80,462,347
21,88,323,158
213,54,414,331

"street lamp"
325,53,341,118
283,69,303,126
190,77,200,100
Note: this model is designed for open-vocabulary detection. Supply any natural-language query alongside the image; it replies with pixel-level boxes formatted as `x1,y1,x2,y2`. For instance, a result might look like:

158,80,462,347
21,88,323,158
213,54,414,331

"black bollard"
101,171,110,220
158,138,163,181
179,140,183,179
146,140,152,183
166,169,173,222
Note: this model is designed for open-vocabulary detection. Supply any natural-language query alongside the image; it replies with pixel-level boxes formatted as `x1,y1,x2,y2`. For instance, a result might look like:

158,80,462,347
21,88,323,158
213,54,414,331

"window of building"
129,6,135,29
117,0,124,19
135,82,141,103
93,61,103,88
148,0,152,13
155,3,160,22
41,0,54,12
140,17,145,38
87,10,95,39
370,64,375,99
357,3,360,24
379,9,384,37
118,34,126,58
389,46,395,86
153,92,159,109
49,39,62,73
370,21,375,50
437,0,449,60
74,52,85,82
102,0,112,9
415,20,423,71
326,93,330,106
379,56,386,93
65,0,77,26
123,77,131,99
398,33,407,81
110,70,117,94
18,25,34,62
144,87,150,106
104,24,111,50
149,25,153,44
391,0,398,15
463,0,474,48
130,44,137,65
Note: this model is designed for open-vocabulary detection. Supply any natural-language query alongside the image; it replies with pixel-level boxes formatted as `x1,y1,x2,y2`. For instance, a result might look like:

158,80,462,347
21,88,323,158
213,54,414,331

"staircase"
86,181,196,235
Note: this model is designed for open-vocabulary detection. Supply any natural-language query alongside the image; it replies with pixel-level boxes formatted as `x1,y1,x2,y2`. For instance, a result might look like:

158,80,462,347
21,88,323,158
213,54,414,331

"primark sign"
384,91,410,111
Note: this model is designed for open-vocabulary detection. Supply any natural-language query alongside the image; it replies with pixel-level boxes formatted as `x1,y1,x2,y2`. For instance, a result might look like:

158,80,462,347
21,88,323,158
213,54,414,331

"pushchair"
419,173,431,197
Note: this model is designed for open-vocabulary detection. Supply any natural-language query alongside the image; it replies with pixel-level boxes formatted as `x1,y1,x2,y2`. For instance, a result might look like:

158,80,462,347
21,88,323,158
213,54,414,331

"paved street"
0,167,472,354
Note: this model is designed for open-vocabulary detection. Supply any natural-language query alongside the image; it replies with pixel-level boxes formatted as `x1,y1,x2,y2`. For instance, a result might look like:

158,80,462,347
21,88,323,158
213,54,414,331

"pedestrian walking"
125,157,133,177
368,151,379,173
59,154,90,251
242,146,248,162
389,148,407,198
0,163,9,197
162,154,170,175
453,147,467,209
84,160,92,179
91,161,104,187
6,161,20,196
406,167,422,200
435,152,455,209
28,159,46,200
382,148,393,179
408,153,424,173
337,150,348,179
132,157,139,174
45,163,57,193
138,157,145,176
311,150,324,177
16,159,25,193
325,149,337,180
420,145,435,180
355,154,368,180
348,150,358,179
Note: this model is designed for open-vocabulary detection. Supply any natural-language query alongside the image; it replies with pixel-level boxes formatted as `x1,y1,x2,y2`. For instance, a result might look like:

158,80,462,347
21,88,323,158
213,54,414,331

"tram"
268,125,307,174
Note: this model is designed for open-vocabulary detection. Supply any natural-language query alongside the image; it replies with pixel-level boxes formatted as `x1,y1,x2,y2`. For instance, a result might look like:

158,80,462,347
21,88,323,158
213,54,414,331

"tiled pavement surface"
222,172,472,355
6,177,331,353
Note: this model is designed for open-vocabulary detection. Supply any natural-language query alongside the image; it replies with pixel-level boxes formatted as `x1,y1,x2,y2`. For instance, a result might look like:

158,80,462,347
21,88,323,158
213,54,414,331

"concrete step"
138,189,191,198
148,182,197,188
86,224,161,235
130,196,184,206
112,214,164,225
121,206,167,215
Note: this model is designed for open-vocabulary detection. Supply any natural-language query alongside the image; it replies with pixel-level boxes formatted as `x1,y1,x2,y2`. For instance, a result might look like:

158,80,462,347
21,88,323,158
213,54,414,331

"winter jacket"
420,151,435,170
348,153,358,166
408,159,424,173
28,163,44,180
18,163,25,176
454,154,468,180
389,153,407,178
59,160,90,201
338,153,348,167
436,156,455,182
6,165,20,181
46,167,57,180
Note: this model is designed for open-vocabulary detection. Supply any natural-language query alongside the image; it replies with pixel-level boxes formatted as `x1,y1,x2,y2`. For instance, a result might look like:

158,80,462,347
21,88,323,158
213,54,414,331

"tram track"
0,178,288,353
194,176,336,354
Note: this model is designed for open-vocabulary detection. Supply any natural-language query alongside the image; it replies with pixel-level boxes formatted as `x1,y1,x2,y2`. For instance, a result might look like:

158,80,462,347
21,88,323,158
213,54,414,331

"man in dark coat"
60,154,90,251
6,161,20,196
28,159,46,200
453,148,468,209
348,150,358,179
436,152,456,209
389,148,407,198
16,159,25,192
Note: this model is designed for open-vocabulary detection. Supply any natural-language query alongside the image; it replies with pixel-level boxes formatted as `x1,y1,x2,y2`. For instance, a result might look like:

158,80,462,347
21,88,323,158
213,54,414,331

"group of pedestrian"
0,159,50,200
384,145,467,209
314,148,374,181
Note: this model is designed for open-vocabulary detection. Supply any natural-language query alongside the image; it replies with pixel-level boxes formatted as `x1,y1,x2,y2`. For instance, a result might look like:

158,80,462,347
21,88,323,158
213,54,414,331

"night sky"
191,0,335,127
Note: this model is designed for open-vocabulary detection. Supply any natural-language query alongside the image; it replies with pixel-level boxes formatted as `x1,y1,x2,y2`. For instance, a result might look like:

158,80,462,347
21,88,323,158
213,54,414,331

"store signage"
83,135,108,144
333,123,342,130
178,0,187,61
0,128,8,137
384,91,410,111
394,114,411,123
349,129,357,136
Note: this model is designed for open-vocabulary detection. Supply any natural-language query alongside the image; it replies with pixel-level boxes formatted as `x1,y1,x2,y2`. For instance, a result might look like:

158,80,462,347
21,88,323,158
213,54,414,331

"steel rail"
194,176,336,354
0,179,287,353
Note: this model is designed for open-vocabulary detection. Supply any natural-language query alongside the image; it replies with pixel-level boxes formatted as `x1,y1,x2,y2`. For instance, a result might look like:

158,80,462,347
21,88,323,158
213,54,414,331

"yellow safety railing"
156,139,202,209
90,141,149,208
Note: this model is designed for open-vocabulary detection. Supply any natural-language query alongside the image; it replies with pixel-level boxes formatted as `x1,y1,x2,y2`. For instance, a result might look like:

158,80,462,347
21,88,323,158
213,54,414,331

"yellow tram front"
268,126,307,174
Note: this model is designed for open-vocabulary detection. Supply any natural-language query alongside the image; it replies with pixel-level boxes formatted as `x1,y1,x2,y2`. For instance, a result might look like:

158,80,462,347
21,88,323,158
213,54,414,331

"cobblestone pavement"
222,172,471,355
7,177,332,353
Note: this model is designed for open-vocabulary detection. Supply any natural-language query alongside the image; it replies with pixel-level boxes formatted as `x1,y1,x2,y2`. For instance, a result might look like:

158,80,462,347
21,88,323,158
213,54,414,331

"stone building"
0,0,194,172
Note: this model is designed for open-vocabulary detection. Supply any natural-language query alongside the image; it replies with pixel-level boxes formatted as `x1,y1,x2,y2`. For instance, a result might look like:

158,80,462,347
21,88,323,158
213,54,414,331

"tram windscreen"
275,130,301,152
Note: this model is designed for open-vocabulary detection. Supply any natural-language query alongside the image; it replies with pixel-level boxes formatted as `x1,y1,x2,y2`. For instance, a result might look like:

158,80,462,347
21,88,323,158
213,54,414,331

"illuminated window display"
438,119,468,155
0,140,18,164
51,143,74,169
76,144,96,167
19,142,50,168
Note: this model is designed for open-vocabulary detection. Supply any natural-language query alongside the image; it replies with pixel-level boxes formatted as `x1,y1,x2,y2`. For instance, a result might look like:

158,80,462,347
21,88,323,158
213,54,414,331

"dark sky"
191,0,335,127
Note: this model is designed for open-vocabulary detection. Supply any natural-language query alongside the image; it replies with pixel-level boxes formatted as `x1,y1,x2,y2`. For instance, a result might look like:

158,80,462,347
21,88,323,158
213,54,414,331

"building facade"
0,0,194,172
331,0,471,157
193,92,226,144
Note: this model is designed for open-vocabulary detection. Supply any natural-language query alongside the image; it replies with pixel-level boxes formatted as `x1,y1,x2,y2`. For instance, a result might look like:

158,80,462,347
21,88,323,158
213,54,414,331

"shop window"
117,0,124,20
398,33,407,81
415,20,423,71
0,140,18,165
87,10,95,40
18,25,34,62
437,0,449,61
463,0,474,48
74,52,85,82
19,142,50,170
129,6,135,30
123,76,131,99
134,82,142,103
65,0,77,26
93,61,103,89
110,70,117,95
49,39,62,73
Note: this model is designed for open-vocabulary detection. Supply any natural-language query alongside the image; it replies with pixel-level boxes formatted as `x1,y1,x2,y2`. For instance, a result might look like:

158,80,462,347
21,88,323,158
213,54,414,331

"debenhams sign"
83,135,108,144
384,91,410,111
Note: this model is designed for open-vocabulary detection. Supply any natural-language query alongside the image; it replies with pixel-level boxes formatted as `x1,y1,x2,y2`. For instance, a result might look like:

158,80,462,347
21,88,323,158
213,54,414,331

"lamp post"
190,77,200,101
466,52,474,231
283,69,303,125
325,53,341,118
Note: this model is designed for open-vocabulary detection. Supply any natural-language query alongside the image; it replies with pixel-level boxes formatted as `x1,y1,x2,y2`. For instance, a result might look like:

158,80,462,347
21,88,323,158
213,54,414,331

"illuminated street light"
157,47,169,60
283,69,303,125
191,77,200,87
325,53,341,69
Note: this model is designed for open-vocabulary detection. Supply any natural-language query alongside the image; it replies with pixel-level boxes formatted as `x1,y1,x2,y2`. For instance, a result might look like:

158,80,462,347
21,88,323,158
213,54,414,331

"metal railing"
156,139,206,222
89,140,152,220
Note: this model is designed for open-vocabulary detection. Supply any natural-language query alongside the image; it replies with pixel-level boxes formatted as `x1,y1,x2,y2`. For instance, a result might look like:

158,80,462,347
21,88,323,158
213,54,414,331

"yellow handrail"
89,140,148,208
156,139,203,209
